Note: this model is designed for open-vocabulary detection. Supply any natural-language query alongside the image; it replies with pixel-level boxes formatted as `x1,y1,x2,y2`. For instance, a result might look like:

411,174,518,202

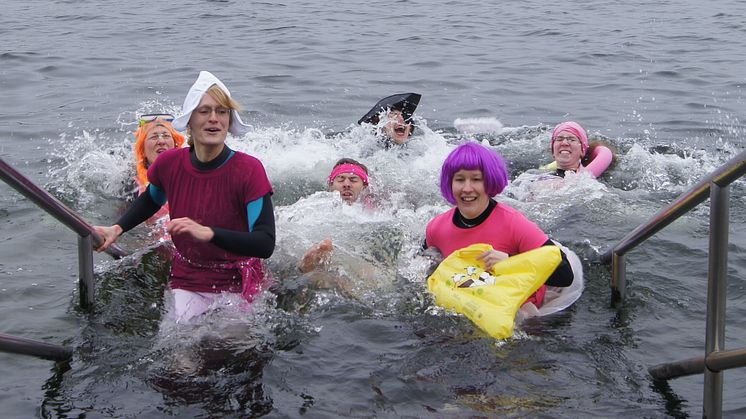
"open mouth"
394,126,406,135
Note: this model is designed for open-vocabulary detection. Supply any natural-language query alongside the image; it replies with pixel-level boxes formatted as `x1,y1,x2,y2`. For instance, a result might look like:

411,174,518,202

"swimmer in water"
424,141,576,308
327,158,370,204
298,158,371,277
131,114,185,222
94,71,275,322
546,121,614,178
133,114,185,192
358,93,421,148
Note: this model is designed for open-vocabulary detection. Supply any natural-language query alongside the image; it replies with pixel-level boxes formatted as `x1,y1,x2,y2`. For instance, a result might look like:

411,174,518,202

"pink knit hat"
551,121,588,156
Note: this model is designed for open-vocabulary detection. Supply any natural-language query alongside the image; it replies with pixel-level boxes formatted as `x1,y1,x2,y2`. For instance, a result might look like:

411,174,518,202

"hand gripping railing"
600,148,746,418
0,157,128,362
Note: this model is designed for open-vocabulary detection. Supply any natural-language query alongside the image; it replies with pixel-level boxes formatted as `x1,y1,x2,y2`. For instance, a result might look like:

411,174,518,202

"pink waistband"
173,251,268,302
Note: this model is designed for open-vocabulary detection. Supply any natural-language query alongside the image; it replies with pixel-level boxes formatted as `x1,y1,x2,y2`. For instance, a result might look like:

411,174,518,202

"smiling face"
188,92,231,148
330,173,366,203
451,169,490,219
382,110,412,144
143,124,175,166
552,130,584,170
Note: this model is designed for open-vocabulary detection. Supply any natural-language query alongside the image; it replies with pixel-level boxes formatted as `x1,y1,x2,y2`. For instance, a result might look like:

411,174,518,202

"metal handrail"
600,149,746,300
0,158,127,259
600,148,746,418
649,347,746,381
0,157,128,362
0,333,72,362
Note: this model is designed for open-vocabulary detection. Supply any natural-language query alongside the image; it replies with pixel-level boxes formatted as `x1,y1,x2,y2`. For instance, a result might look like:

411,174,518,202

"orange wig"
133,122,185,187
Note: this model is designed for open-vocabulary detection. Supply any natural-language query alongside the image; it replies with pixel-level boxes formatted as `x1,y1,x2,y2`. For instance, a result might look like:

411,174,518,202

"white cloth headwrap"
172,71,251,136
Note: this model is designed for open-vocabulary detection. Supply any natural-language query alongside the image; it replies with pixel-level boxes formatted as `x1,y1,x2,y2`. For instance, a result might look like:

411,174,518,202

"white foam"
453,117,504,135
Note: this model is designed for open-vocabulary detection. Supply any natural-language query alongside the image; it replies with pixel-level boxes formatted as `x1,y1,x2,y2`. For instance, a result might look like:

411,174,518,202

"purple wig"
439,142,509,205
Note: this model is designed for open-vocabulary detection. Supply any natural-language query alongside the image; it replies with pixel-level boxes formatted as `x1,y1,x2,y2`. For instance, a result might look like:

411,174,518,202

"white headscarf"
172,71,251,136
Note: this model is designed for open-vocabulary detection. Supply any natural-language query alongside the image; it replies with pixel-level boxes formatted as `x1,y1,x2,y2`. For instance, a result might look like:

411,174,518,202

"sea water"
1,0,746,417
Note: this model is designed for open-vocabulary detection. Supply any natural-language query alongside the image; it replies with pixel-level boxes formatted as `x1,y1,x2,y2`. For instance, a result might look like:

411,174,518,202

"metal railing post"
0,333,72,362
78,235,95,309
611,252,626,305
703,182,729,418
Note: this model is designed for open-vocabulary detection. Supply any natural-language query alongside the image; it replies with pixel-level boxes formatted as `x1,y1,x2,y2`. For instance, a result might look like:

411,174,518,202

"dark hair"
333,158,369,174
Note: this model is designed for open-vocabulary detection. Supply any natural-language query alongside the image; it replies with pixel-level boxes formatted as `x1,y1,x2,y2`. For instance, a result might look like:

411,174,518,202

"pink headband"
328,163,369,185
551,121,588,155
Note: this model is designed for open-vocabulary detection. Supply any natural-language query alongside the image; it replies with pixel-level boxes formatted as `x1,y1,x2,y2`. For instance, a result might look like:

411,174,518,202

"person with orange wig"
132,114,185,193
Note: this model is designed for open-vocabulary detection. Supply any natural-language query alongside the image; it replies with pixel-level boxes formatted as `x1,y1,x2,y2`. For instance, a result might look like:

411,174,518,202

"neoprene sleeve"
543,239,574,287
211,192,276,257
116,189,162,232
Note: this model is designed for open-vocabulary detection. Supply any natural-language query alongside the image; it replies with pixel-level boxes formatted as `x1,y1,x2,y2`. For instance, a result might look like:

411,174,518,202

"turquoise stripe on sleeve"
148,184,167,206
246,197,263,232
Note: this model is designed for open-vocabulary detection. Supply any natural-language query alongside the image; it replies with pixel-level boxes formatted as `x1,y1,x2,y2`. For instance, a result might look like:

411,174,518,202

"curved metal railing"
601,148,746,418
0,157,127,362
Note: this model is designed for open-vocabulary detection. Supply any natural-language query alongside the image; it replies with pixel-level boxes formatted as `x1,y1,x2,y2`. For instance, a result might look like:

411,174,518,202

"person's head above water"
172,71,251,147
439,142,509,217
327,158,369,204
550,121,588,171
133,114,185,186
357,93,421,145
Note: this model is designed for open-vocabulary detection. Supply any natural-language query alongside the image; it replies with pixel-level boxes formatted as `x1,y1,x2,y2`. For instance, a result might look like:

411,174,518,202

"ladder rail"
600,149,746,417
0,157,129,362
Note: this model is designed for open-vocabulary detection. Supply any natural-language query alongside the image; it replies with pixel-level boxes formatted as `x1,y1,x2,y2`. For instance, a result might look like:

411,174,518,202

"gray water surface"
2,0,746,417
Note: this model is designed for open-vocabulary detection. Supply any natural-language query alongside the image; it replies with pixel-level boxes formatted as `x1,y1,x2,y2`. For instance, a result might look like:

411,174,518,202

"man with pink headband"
549,121,613,178
297,158,371,278
326,158,370,204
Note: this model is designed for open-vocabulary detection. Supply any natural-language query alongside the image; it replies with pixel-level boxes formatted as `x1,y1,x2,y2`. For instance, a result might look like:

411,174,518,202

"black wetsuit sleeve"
115,190,162,233
211,193,276,258
543,239,574,287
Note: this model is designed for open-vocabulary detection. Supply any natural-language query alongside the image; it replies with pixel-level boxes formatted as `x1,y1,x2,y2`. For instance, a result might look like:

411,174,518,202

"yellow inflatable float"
427,244,562,339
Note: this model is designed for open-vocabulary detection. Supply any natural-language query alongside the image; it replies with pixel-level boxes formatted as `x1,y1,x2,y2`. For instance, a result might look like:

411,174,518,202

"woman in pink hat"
548,121,614,178
94,71,275,322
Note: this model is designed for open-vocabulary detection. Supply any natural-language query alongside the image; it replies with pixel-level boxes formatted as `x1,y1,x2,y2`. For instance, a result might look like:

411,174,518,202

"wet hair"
332,157,369,174
439,142,509,205
207,84,242,112
187,85,242,146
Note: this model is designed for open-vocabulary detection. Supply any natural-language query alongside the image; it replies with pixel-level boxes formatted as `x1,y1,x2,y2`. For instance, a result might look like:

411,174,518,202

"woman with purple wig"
425,142,575,307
